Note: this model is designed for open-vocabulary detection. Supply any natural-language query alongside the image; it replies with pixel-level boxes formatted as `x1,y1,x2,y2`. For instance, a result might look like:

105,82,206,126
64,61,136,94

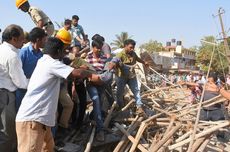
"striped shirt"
86,51,107,73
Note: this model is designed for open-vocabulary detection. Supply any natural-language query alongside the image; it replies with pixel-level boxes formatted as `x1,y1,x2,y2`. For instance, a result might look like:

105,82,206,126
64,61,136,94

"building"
151,40,197,72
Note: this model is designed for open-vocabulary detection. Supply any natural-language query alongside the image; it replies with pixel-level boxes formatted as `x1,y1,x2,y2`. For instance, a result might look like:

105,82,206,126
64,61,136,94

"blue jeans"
15,89,27,112
116,77,143,107
87,84,105,132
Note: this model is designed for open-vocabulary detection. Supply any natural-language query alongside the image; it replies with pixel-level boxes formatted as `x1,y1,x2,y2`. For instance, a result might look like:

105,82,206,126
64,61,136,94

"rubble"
55,67,230,152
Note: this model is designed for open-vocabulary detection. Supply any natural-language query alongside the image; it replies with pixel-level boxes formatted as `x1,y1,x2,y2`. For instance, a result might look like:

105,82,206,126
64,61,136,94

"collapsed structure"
55,51,230,152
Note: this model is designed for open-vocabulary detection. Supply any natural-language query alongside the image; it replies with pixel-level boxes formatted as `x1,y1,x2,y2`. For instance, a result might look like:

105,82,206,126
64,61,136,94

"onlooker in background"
0,24,28,152
70,15,86,48
199,72,226,140
84,34,90,47
16,0,54,36
15,27,47,112
226,74,230,86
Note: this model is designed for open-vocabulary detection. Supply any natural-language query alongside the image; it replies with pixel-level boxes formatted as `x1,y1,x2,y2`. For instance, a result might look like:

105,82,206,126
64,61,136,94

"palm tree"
110,32,132,50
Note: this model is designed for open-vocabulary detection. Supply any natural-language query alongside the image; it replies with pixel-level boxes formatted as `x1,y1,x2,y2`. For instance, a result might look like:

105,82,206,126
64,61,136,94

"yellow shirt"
115,50,138,78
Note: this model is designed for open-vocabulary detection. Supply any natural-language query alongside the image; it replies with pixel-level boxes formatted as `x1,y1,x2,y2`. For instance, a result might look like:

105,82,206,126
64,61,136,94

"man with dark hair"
16,0,54,36
70,15,86,48
0,24,28,151
111,39,148,114
200,72,224,121
92,34,112,59
16,37,92,152
63,19,72,31
85,40,109,141
15,27,47,112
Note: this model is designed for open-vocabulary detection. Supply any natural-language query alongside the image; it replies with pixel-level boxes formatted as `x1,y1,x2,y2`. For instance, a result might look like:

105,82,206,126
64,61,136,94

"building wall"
151,51,196,71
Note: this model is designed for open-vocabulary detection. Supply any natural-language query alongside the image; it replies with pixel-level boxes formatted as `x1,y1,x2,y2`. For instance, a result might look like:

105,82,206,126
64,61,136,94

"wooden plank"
84,126,96,152
104,102,117,128
115,123,148,152
150,123,182,152
129,123,148,152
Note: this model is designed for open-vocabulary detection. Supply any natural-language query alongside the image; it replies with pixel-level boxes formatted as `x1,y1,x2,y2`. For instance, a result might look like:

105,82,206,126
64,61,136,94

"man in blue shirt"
15,27,47,111
70,15,86,48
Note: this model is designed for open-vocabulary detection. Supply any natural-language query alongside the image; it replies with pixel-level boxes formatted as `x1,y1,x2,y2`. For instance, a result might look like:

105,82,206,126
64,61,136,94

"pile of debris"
111,87,230,152
55,64,230,152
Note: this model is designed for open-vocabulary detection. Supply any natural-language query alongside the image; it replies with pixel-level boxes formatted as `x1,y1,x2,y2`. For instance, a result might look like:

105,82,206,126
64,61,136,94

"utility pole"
216,7,230,73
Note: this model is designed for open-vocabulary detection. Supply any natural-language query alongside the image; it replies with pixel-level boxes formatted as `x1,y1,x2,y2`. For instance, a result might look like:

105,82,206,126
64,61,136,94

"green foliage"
110,32,132,50
196,36,229,73
140,40,165,53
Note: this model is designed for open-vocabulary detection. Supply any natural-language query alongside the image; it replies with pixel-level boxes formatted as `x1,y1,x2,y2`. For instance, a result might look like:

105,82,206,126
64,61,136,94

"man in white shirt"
16,37,92,152
0,24,28,152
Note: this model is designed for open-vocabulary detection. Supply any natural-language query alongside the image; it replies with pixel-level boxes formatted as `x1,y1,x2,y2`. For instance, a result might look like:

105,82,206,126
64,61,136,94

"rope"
187,44,216,152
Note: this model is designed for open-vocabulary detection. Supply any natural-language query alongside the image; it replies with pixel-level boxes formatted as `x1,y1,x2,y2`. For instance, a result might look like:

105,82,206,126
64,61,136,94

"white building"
151,40,197,72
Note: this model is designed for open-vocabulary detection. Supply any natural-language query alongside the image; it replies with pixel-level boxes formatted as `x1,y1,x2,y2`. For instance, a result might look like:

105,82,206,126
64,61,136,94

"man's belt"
0,88,8,91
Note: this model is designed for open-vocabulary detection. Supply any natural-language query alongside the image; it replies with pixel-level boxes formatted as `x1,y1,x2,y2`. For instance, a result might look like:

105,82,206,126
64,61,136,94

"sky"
0,0,230,48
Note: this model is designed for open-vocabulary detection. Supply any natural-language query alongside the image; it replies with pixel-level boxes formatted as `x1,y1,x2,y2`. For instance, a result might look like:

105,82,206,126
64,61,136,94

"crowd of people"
1,1,230,152
0,0,149,151
148,71,230,140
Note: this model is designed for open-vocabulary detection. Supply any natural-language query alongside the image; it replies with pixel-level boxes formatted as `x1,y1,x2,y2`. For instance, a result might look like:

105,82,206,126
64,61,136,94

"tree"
140,40,165,53
196,36,229,73
110,32,131,50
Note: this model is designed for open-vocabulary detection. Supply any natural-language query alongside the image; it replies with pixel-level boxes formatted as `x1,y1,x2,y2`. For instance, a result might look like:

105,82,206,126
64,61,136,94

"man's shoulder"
102,43,111,50
20,45,30,52
0,43,18,58
117,50,129,59
29,6,47,18
77,24,83,29
29,6,41,13
20,44,35,55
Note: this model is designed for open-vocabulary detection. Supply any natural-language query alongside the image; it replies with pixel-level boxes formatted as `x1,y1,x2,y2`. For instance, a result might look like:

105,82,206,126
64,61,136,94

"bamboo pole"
84,126,96,152
151,106,171,116
169,121,230,150
175,130,192,143
170,95,221,114
191,135,210,152
150,123,181,152
115,123,148,152
164,117,176,135
197,138,210,152
149,132,160,150
203,98,227,108
206,145,223,152
129,122,148,152
104,102,117,128
121,99,134,112
158,138,173,152
113,116,142,152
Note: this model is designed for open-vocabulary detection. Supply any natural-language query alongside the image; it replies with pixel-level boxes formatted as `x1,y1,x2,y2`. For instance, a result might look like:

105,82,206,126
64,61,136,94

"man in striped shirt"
85,40,111,141
86,48,108,73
